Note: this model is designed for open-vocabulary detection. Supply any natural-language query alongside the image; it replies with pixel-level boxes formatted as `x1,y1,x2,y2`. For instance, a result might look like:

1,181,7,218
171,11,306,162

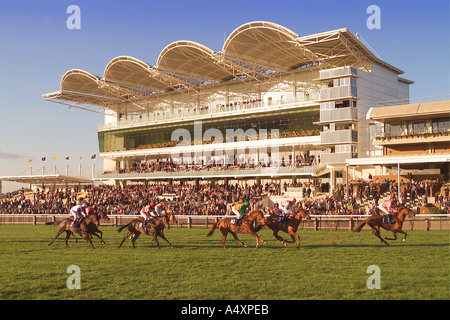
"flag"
79,157,83,160
91,154,96,159
42,157,46,161
28,159,33,163
52,157,57,160
65,157,70,160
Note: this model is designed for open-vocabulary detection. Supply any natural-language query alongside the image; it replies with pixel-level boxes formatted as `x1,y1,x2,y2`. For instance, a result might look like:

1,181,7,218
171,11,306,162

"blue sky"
0,0,448,192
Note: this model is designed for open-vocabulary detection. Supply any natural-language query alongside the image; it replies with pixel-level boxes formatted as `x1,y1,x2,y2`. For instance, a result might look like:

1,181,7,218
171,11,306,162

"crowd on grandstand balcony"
104,154,320,175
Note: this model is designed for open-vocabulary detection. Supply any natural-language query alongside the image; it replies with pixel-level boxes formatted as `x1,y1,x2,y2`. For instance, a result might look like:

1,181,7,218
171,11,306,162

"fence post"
188,217,192,229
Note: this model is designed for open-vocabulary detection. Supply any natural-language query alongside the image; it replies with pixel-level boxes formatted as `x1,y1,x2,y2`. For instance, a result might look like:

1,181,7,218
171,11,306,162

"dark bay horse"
48,213,101,249
257,209,310,248
207,210,267,249
117,212,176,249
47,210,109,247
353,206,415,245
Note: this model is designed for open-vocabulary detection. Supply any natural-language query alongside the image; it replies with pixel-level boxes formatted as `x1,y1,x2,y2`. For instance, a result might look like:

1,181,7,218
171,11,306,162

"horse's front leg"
230,231,247,248
385,231,398,241
396,229,407,243
248,230,268,248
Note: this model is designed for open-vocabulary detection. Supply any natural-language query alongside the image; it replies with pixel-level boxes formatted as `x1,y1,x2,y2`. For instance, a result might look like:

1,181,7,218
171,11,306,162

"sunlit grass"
0,225,448,300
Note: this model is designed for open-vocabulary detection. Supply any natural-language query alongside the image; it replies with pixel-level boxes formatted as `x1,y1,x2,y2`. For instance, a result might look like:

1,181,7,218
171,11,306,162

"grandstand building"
43,21,417,191
347,98,450,182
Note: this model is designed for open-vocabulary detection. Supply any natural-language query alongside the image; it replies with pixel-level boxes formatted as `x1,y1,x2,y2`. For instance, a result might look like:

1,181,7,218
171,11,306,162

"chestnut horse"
117,212,176,249
353,206,415,245
256,209,310,248
207,210,267,249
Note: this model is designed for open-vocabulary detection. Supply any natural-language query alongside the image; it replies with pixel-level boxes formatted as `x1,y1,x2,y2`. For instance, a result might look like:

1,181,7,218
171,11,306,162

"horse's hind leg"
220,229,229,249
131,233,140,248
372,226,389,246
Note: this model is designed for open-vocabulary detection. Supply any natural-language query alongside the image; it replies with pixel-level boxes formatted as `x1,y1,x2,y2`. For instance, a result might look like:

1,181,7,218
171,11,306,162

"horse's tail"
352,219,367,232
117,222,131,233
45,219,67,225
207,222,218,237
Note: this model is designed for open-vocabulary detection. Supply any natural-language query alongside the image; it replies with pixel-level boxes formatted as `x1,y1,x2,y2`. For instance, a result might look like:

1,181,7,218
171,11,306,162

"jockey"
69,198,88,228
232,200,250,224
378,199,396,224
279,198,296,222
152,201,165,217
140,200,156,227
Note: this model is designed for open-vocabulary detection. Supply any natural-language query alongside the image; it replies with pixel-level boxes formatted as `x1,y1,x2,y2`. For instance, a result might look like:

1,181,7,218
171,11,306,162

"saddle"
71,217,84,228
231,218,242,226
382,214,394,225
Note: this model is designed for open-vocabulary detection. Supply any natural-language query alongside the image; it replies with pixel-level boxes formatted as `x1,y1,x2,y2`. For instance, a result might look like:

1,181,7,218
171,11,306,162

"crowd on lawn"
1,178,448,215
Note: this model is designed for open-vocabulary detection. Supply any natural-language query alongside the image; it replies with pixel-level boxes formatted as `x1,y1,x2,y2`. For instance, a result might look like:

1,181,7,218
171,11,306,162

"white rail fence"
0,214,449,231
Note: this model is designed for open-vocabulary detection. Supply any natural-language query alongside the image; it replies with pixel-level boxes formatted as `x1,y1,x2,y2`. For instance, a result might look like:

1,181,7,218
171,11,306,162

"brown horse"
257,209,310,248
47,210,109,246
353,206,415,245
48,213,100,249
207,210,267,249
117,213,175,249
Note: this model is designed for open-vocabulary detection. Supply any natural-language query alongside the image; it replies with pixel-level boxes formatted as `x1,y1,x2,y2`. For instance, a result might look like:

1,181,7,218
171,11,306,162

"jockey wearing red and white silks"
378,200,394,216
140,201,156,223
280,198,296,216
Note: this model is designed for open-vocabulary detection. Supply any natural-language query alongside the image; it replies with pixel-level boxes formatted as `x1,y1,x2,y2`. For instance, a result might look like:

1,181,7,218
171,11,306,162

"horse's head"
99,210,110,222
166,210,177,225
160,215,171,229
250,210,266,226
296,208,311,220
87,213,100,227
397,206,415,219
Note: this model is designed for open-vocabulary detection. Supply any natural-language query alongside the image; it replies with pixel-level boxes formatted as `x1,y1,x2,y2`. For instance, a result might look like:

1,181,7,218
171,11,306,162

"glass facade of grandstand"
98,106,321,153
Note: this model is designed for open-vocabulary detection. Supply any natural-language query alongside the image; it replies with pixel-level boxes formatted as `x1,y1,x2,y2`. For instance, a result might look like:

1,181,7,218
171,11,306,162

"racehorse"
46,209,109,247
206,210,267,249
47,213,101,249
116,212,176,249
256,208,310,248
352,206,415,245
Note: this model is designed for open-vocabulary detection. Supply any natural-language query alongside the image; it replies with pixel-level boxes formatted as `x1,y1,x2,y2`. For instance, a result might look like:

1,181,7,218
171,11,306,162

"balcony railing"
376,94,449,107
319,66,357,80
320,129,357,145
319,107,357,123
320,152,357,164
94,164,325,180
319,85,357,101
98,93,319,131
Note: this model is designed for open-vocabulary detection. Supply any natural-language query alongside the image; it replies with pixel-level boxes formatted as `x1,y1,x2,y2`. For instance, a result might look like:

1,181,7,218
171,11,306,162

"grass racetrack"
0,225,448,300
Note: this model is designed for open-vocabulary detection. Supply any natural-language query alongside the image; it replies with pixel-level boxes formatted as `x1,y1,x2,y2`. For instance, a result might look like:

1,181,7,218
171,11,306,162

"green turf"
0,225,448,300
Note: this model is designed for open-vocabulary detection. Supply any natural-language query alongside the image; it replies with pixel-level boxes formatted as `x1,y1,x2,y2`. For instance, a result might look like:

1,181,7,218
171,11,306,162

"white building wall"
355,62,411,159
